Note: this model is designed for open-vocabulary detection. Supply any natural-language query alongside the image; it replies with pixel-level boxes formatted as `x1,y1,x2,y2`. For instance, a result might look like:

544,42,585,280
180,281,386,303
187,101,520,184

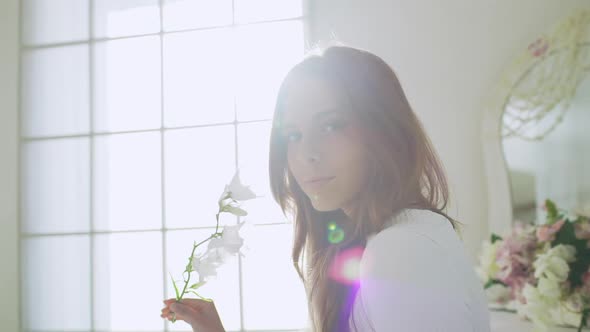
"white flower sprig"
170,170,256,322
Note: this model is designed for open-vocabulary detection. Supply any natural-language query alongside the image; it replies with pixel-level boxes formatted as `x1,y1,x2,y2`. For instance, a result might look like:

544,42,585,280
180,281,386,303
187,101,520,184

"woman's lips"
305,176,335,183
304,176,335,190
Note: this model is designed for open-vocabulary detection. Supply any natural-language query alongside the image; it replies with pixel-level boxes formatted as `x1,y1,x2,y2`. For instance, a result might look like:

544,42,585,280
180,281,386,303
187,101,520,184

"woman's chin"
310,197,339,212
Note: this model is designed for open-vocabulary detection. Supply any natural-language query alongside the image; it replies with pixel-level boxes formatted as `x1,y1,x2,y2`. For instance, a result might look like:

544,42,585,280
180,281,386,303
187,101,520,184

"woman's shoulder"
388,207,453,230
366,208,455,248
360,208,467,289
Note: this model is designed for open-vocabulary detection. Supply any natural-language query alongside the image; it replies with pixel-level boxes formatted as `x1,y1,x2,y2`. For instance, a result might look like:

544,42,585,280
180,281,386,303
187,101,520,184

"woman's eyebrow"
314,110,340,120
281,109,340,130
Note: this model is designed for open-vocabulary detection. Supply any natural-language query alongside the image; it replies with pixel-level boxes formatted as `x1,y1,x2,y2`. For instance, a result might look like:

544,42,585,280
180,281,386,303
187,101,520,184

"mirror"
503,74,590,224
500,10,590,224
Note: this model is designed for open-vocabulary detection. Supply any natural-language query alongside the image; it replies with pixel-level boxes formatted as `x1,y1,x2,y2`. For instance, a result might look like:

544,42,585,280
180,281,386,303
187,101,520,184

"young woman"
161,45,491,332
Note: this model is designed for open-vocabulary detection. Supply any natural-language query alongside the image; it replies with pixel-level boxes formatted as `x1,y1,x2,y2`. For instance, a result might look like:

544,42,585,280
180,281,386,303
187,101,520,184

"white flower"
522,283,545,304
564,292,584,312
217,170,256,216
537,277,562,301
534,244,576,282
485,283,511,304
558,308,583,328
224,170,256,202
192,251,225,282
220,222,246,255
206,238,230,260
206,223,246,257
195,172,252,282
192,222,246,283
172,170,256,301
519,283,554,330
549,300,583,327
552,244,577,262
476,240,502,281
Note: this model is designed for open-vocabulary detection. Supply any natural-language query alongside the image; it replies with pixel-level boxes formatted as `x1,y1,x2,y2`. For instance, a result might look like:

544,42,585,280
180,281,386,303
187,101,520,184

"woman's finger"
166,312,177,321
160,306,185,322
161,309,182,322
160,307,174,320
169,302,198,324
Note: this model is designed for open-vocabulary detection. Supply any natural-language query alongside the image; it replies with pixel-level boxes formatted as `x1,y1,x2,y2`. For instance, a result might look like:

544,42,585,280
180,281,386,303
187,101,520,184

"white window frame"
15,1,313,331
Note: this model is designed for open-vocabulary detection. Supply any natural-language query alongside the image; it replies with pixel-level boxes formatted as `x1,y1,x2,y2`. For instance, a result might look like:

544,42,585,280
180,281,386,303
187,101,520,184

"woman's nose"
305,153,320,163
299,138,321,164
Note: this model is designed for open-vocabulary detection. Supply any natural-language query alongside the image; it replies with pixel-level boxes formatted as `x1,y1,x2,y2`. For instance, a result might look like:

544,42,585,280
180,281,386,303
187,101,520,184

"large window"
19,1,308,331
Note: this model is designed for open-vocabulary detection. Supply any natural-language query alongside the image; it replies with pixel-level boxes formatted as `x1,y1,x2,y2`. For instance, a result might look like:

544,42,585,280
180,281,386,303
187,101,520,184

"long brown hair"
268,45,463,332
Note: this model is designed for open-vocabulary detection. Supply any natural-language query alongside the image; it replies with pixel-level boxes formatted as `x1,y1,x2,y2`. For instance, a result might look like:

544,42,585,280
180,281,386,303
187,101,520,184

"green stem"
177,212,223,301
215,212,220,234
177,240,204,301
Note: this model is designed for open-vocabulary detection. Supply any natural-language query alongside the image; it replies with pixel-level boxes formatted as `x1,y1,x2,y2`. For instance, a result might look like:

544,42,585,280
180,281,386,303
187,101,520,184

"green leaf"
545,199,559,224
186,289,213,302
185,256,194,272
551,220,578,246
170,273,181,300
189,281,206,289
223,204,248,216
483,279,507,289
491,233,503,244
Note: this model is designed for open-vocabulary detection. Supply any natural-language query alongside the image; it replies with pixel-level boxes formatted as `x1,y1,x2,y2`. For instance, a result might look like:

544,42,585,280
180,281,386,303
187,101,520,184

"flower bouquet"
477,199,590,331
169,170,256,322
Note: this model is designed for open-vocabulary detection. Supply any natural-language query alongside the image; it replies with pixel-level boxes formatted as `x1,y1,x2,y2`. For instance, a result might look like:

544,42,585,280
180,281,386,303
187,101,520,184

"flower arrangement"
477,199,590,331
169,170,256,322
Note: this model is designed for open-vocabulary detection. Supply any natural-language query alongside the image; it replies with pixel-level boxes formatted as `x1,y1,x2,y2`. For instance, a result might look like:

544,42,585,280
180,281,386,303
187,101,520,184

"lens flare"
328,228,345,244
327,222,345,244
328,246,364,285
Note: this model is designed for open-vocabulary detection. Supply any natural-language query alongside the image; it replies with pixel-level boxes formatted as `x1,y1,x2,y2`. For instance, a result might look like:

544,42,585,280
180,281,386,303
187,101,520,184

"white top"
348,208,491,332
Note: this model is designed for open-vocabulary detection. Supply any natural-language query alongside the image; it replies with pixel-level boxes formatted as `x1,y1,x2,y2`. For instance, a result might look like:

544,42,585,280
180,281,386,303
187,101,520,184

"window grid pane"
21,235,92,331
21,45,90,138
21,137,90,234
20,1,306,331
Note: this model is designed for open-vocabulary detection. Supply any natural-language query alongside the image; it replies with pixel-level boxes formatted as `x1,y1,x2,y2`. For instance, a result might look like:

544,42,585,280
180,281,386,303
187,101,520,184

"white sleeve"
357,227,474,332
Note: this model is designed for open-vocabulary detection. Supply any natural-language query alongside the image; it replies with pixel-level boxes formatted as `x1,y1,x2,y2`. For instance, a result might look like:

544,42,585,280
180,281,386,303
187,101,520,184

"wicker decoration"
501,9,590,141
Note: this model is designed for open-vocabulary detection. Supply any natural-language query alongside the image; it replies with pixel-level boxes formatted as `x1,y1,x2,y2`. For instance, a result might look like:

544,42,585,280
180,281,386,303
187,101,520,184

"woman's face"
280,76,370,216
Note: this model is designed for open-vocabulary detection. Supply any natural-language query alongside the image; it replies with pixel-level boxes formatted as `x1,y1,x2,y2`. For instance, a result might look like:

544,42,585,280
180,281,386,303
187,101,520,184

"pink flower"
536,219,566,242
574,222,590,240
495,222,538,303
527,38,549,57
577,269,590,300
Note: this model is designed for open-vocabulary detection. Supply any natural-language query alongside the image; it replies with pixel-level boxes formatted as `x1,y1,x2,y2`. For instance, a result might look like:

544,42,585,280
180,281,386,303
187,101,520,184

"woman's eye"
283,120,344,143
322,120,344,133
285,132,301,142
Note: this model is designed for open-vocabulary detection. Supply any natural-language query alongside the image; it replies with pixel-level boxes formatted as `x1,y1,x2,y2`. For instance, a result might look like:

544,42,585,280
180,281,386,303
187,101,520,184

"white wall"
0,0,20,331
307,0,590,263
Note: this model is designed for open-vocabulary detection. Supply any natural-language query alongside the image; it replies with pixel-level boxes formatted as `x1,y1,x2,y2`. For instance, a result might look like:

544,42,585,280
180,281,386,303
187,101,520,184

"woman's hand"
161,298,225,332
